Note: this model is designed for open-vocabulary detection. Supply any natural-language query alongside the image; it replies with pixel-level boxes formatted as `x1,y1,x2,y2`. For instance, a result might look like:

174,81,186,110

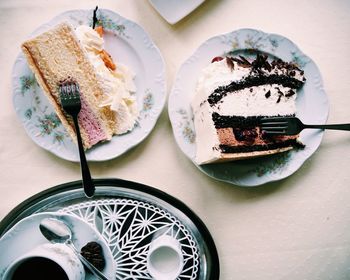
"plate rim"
168,27,329,187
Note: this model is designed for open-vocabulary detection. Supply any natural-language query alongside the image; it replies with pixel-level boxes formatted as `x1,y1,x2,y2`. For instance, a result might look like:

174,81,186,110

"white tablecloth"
0,0,350,279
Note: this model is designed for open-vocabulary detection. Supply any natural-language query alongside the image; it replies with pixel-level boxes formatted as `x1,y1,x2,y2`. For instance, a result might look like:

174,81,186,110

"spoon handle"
66,240,109,280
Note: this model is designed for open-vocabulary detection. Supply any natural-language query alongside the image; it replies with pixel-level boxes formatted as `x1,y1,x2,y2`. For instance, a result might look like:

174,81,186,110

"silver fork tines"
260,116,350,135
260,117,296,135
60,83,79,99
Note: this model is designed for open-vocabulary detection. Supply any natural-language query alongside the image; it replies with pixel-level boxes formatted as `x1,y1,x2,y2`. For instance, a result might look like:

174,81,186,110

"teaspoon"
39,217,109,280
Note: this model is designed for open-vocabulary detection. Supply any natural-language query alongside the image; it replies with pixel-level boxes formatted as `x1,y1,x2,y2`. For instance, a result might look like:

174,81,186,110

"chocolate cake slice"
191,53,306,164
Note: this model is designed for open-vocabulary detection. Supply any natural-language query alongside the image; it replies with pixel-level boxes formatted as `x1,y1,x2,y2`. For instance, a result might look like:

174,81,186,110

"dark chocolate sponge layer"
212,113,295,129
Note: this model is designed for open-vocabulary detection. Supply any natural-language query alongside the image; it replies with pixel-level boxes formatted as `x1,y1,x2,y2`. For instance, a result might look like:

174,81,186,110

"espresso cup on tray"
3,243,85,280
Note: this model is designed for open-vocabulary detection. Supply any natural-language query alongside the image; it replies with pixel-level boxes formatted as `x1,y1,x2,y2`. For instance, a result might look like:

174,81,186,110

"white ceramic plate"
168,28,329,187
148,0,205,24
0,212,115,279
12,9,166,162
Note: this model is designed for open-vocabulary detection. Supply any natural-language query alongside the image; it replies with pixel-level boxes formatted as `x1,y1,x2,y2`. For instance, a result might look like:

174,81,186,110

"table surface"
1,0,350,279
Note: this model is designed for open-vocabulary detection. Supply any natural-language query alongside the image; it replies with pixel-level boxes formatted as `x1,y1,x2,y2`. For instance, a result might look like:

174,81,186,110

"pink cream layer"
78,95,108,146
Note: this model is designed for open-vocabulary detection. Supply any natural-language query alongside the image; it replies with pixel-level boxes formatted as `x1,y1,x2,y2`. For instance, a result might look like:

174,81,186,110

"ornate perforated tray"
0,178,219,279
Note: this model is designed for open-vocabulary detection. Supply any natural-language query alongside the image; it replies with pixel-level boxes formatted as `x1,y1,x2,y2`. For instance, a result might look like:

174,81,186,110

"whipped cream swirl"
75,25,138,134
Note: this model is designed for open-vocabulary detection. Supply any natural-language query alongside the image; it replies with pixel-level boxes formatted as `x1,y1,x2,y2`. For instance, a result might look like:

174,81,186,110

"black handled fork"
59,82,95,198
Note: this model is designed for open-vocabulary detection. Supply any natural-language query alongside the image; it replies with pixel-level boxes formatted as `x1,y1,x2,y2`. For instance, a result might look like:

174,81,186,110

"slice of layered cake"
21,22,138,149
191,53,306,164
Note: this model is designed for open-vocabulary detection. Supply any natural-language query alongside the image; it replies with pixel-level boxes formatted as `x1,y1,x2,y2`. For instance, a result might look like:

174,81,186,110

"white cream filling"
192,59,250,112
192,60,237,164
75,25,138,134
213,85,296,117
192,101,220,164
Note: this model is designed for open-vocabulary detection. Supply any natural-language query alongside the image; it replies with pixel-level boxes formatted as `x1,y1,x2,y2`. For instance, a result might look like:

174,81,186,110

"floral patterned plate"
168,28,329,187
12,9,166,162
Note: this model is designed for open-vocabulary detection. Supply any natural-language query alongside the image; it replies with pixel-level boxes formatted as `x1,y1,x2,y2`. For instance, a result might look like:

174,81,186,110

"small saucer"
0,212,115,279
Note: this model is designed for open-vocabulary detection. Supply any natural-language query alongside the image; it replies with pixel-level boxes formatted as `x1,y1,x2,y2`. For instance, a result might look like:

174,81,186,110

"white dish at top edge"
149,0,205,24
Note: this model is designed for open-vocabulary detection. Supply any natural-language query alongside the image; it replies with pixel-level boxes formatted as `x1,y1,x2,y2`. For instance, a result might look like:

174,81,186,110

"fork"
59,81,95,198
260,116,350,135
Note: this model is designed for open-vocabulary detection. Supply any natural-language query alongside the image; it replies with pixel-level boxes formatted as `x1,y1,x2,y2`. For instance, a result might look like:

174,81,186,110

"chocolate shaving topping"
226,57,234,70
251,53,274,73
264,60,272,72
276,93,283,103
231,57,241,63
291,63,301,71
239,55,251,65
207,52,306,105
231,57,251,68
271,58,302,72
276,87,283,95
208,74,304,105
285,89,295,97
276,87,284,103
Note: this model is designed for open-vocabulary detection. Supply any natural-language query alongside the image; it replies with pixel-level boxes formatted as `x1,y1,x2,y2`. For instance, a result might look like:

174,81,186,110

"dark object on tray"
81,241,106,271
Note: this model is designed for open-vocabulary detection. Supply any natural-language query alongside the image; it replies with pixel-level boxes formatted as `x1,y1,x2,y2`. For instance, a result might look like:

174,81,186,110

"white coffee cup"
147,235,184,280
3,243,85,280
